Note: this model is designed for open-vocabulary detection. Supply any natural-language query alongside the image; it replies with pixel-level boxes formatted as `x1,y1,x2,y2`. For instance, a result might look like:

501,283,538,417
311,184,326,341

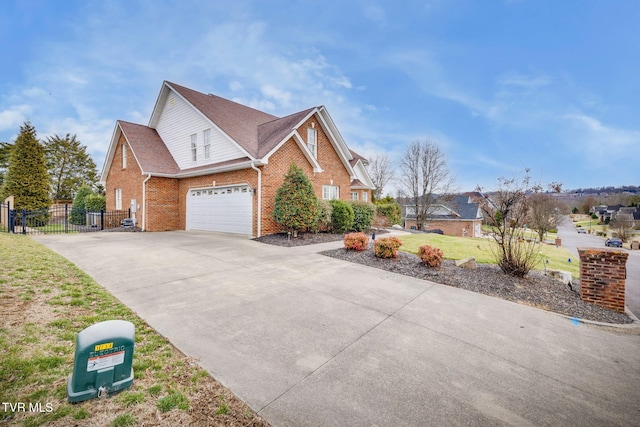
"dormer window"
122,143,127,169
307,127,317,158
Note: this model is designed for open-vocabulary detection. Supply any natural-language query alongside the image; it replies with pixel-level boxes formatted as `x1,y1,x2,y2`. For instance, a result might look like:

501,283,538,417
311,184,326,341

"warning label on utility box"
87,350,125,372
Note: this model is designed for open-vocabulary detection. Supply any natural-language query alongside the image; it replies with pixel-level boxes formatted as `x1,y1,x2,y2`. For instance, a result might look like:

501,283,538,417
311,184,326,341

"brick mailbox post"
578,247,629,313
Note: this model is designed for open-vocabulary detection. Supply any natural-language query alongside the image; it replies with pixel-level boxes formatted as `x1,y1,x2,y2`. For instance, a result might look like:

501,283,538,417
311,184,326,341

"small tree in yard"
609,215,634,242
273,163,318,236
476,171,542,277
528,192,566,242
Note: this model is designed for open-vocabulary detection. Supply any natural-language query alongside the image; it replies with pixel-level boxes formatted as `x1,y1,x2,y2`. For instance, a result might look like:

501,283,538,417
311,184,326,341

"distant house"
100,81,374,236
593,205,640,225
402,193,484,237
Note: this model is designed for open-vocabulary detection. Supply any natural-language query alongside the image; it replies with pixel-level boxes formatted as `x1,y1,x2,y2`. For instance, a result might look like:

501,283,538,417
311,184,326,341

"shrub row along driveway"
35,231,640,426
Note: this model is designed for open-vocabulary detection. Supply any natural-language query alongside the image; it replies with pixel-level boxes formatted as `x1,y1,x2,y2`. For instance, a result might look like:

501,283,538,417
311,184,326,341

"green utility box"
67,320,135,403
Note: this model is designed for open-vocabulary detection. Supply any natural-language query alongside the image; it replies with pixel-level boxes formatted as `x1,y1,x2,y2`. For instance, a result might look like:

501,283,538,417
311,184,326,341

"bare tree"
528,192,567,242
398,139,455,230
476,171,542,277
367,154,394,200
609,214,634,242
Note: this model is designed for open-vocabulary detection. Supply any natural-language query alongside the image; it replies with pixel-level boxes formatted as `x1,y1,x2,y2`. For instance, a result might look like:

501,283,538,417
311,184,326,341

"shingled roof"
118,120,180,175
167,81,284,159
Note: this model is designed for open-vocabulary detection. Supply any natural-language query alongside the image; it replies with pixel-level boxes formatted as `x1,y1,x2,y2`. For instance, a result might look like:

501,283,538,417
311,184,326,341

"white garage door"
186,185,252,234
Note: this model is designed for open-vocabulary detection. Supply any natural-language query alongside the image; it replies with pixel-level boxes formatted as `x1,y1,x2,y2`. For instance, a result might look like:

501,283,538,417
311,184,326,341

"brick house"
100,81,374,236
402,193,484,237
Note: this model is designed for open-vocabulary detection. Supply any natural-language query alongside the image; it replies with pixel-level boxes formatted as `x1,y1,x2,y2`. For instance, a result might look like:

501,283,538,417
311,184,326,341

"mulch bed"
253,232,633,324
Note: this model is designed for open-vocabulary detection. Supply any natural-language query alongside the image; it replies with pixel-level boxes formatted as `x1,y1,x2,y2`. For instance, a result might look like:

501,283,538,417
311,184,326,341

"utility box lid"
67,320,135,402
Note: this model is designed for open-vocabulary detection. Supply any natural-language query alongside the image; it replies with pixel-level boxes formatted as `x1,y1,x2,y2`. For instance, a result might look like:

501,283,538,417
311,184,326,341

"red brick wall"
261,113,353,235
146,177,179,231
404,219,481,237
578,247,629,313
105,134,144,220
105,112,368,236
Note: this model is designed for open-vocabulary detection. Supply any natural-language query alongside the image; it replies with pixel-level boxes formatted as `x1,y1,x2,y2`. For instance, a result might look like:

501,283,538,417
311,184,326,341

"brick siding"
404,219,481,237
578,247,629,313
106,113,368,236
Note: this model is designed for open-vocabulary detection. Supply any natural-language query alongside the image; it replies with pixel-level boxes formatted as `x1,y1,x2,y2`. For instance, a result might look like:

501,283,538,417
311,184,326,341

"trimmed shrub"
374,236,402,259
349,201,375,232
85,194,106,212
313,199,333,232
344,232,370,251
374,201,402,226
417,245,444,268
273,163,318,234
330,199,354,234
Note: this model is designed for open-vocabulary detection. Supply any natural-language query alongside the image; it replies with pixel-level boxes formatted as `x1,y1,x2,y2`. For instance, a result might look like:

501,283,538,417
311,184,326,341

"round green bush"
329,199,354,234
349,201,375,232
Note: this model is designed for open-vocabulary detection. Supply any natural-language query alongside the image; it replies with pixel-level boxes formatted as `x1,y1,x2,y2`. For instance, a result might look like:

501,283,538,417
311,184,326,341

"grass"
398,233,580,277
0,233,265,426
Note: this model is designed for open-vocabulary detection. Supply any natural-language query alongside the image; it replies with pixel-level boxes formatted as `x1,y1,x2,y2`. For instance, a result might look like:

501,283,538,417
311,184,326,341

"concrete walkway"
35,231,640,426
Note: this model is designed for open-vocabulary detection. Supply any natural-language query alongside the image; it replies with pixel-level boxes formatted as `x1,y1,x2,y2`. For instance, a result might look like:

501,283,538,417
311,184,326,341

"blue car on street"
605,238,623,247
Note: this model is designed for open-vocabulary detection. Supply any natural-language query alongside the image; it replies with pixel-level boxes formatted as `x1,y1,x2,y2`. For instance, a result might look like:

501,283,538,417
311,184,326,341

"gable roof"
118,121,180,175
257,108,315,158
102,81,374,188
403,194,483,220
158,81,278,159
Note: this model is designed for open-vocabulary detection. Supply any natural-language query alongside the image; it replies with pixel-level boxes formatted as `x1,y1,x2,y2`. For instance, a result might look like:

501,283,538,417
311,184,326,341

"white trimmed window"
115,188,122,210
362,192,368,202
322,185,339,200
203,129,211,159
307,127,317,158
350,191,358,201
191,134,197,161
122,143,127,169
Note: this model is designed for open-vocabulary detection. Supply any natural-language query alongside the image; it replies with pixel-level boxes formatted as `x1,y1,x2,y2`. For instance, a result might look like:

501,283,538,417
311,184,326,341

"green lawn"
0,234,264,426
398,233,580,277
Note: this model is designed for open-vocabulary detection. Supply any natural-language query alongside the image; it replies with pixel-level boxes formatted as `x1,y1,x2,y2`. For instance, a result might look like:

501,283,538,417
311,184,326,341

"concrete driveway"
36,231,640,426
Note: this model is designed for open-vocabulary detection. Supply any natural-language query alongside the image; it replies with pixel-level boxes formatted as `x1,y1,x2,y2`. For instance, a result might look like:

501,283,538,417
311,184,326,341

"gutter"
250,162,262,237
141,173,152,231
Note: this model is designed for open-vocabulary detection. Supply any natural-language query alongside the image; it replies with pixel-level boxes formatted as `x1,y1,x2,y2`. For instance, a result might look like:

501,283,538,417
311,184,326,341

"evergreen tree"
273,163,318,235
1,122,50,213
70,185,93,225
0,142,12,193
44,133,98,201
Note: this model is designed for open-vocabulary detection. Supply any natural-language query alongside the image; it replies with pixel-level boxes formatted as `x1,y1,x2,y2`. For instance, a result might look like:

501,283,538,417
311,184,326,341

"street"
557,216,640,319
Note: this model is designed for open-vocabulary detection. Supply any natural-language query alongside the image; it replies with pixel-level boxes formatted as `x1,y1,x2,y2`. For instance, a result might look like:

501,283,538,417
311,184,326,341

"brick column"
578,247,629,313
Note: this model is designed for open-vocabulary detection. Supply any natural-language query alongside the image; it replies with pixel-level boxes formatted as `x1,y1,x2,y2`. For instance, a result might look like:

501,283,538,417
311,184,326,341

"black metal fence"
1,202,131,235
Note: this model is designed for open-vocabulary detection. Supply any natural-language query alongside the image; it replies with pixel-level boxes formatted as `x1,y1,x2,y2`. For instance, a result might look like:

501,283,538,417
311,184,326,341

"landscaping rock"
545,268,572,285
455,256,476,269
391,224,403,229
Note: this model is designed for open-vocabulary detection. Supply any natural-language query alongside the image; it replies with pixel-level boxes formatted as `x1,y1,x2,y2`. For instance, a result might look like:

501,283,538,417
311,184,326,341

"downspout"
250,162,262,237
141,173,152,231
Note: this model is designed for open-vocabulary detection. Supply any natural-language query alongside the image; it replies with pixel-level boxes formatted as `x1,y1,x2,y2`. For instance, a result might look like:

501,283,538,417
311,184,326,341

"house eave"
142,160,266,179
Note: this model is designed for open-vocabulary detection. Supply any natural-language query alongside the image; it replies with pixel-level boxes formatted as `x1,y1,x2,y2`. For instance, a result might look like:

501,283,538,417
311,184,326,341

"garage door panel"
186,186,252,234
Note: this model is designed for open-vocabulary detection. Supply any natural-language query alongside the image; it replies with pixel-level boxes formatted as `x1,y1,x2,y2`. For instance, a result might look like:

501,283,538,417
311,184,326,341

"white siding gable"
352,160,375,188
154,90,246,169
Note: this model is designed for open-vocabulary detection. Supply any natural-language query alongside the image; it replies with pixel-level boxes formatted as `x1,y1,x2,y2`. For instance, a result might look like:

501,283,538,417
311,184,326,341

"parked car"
577,228,586,234
605,238,623,247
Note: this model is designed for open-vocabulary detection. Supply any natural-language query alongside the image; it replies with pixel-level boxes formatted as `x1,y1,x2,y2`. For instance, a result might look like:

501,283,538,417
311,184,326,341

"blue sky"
1,0,638,194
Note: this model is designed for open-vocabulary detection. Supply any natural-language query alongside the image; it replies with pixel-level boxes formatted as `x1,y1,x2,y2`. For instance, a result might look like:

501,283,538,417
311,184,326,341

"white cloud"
0,105,32,132
563,113,640,163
